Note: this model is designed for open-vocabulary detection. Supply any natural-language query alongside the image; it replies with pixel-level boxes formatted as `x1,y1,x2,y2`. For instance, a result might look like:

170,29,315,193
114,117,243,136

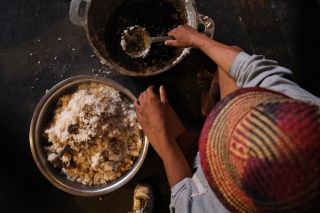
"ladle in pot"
121,25,175,58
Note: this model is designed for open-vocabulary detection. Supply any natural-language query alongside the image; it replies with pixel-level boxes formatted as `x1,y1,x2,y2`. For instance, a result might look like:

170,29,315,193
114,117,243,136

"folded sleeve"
229,52,320,106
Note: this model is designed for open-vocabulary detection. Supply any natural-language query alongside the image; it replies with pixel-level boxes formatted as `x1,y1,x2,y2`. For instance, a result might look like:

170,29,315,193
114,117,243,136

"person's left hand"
134,85,186,156
135,85,169,132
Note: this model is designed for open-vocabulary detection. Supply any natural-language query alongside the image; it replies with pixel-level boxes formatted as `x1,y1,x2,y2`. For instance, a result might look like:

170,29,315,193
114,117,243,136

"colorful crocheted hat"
199,87,320,213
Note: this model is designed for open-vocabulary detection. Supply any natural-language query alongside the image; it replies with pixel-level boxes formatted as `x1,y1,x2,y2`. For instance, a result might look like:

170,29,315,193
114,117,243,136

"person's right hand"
165,25,204,48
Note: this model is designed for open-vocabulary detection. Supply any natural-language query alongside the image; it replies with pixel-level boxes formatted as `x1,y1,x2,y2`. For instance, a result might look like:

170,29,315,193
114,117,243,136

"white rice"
43,83,142,185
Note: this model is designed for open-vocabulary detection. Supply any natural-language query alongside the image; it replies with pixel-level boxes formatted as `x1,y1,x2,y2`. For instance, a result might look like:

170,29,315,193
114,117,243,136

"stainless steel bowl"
29,75,149,196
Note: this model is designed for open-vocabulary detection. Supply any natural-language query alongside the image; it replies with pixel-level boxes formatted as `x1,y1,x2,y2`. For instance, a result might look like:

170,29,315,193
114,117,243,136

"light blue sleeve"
229,52,320,106
169,153,230,213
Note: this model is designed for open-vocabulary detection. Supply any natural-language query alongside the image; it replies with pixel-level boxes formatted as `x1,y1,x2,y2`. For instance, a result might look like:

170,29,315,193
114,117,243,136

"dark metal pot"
69,0,214,76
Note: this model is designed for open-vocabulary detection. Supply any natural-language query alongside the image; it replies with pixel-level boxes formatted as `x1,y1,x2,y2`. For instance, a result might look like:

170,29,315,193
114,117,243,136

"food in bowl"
43,82,142,186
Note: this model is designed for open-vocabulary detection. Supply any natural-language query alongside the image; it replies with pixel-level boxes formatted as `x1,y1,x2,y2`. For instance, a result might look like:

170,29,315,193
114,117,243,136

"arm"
230,52,320,106
135,91,229,211
166,25,320,106
134,86,192,187
165,25,241,74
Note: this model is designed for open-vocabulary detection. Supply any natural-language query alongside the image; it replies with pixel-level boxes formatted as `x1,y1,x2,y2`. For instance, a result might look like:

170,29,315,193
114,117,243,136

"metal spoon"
120,25,175,58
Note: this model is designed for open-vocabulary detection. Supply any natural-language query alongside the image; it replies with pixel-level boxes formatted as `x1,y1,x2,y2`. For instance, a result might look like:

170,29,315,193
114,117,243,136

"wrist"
192,33,211,48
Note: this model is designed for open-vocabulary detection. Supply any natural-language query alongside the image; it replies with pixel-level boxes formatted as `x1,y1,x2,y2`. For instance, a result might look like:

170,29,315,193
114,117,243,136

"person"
132,25,320,212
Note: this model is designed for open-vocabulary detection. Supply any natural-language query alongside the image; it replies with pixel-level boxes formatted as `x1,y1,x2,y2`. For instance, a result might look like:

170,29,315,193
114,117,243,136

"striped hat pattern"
199,87,320,213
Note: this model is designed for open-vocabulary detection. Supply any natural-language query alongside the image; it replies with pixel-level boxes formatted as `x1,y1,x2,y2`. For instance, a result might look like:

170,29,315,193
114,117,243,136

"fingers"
136,85,164,106
167,28,176,37
166,27,183,47
159,85,167,104
165,27,179,46
165,40,176,46
136,85,158,110
145,85,155,95
140,85,155,98
134,99,141,112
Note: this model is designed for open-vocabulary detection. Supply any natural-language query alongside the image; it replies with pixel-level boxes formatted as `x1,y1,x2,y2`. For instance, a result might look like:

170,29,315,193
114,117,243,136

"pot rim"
69,0,214,76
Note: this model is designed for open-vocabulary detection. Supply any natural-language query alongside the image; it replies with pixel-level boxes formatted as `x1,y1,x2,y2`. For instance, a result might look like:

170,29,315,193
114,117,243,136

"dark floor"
1,0,320,212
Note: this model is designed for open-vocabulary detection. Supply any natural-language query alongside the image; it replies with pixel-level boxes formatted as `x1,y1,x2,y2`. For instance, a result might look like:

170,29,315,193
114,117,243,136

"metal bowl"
29,75,149,196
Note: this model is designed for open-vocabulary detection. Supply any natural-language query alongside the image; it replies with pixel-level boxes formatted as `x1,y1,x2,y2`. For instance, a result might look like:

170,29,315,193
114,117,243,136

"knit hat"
199,87,320,213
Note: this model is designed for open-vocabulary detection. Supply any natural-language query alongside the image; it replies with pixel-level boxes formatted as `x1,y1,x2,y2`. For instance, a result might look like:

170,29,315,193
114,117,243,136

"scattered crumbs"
72,48,75,51
37,61,41,64
30,53,33,56
54,56,58,60
91,54,95,58
99,197,103,201
100,70,113,75
58,37,62,41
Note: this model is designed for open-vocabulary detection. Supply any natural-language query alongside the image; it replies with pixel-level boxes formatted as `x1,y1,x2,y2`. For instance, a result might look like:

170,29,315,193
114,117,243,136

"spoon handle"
151,36,175,43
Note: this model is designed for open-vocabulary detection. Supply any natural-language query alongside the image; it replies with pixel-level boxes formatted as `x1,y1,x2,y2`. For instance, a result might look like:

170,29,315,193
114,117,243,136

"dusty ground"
0,0,319,212
0,0,207,212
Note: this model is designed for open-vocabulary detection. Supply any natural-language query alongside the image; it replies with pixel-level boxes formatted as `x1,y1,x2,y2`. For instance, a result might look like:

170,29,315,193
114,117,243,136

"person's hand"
134,85,186,156
135,86,192,186
134,85,170,156
134,85,167,133
165,25,204,48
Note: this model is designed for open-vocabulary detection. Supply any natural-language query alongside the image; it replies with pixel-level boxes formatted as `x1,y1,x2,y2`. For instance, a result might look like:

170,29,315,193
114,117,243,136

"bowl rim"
84,0,196,77
29,75,149,196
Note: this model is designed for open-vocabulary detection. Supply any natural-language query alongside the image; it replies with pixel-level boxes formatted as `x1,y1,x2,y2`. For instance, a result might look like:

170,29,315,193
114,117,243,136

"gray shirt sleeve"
229,52,320,106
